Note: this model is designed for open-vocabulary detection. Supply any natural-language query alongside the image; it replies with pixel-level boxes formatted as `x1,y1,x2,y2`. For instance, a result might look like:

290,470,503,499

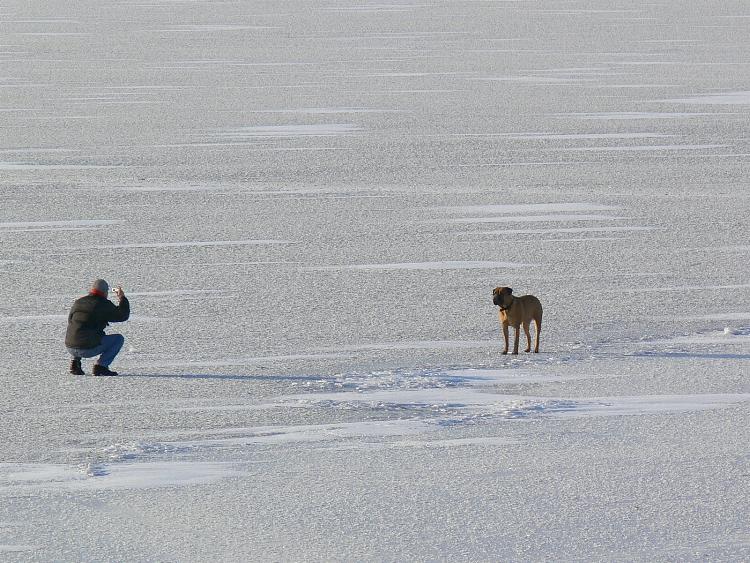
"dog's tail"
534,308,542,352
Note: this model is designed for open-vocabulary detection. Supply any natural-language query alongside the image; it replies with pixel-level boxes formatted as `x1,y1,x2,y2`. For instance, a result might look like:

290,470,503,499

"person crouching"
65,279,130,376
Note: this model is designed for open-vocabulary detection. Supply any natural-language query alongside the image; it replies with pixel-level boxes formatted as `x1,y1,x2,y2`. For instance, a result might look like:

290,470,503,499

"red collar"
89,289,107,298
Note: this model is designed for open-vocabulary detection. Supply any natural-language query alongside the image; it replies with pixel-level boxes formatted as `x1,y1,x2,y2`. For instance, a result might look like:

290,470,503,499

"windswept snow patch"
0,545,39,553
0,163,109,170
474,226,654,235
651,326,750,345
500,132,674,140
304,261,530,271
126,341,496,370
0,219,118,229
0,462,243,493
126,289,227,298
663,91,750,105
161,420,433,448
548,394,750,418
0,314,66,323
203,124,361,139
449,214,624,223
274,367,750,423
100,239,296,249
436,203,618,214
551,112,721,120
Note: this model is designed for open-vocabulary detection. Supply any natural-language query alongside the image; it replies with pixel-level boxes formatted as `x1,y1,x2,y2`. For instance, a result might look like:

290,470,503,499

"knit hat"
91,279,109,295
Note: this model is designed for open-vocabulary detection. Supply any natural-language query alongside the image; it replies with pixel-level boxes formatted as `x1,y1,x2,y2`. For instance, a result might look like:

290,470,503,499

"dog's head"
492,286,512,307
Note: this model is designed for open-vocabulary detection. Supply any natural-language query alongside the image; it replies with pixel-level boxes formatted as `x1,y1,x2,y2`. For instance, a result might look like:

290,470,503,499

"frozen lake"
1,0,748,560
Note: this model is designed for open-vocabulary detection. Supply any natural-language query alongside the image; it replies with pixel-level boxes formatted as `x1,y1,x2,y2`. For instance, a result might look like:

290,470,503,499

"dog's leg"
513,325,520,355
502,322,509,354
523,321,532,353
534,317,541,353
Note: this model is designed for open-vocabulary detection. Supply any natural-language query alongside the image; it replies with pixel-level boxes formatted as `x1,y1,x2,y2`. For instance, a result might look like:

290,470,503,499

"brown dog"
492,287,543,354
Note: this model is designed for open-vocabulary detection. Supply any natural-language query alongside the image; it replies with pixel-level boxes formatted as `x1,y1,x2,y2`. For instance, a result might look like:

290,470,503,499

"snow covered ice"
1,0,749,560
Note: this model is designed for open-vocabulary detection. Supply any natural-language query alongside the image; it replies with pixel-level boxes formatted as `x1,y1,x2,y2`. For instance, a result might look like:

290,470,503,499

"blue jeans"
67,334,125,367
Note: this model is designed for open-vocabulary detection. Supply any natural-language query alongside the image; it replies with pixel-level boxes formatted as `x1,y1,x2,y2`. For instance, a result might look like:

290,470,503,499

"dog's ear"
492,287,500,295
506,287,513,294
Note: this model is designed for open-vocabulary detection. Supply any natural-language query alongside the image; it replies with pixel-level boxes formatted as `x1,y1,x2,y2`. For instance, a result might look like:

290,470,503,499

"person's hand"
113,285,124,300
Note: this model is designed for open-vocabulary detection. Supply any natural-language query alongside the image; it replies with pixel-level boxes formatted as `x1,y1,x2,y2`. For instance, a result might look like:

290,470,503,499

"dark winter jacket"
65,294,130,349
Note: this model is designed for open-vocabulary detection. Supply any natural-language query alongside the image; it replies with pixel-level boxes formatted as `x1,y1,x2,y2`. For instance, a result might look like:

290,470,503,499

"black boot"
69,357,84,375
93,364,118,376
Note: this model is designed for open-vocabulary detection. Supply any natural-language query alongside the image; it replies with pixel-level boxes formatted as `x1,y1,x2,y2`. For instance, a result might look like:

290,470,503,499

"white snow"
438,202,619,214
305,261,530,270
500,132,676,140
0,162,110,169
202,124,361,139
448,213,625,223
552,112,722,119
0,462,245,493
247,107,407,114
276,369,750,421
81,239,297,250
1,0,749,560
0,220,118,229
0,545,39,553
474,225,655,234
663,91,750,105
0,314,67,323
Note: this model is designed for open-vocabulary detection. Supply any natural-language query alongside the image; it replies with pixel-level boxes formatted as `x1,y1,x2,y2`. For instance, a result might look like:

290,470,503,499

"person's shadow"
116,373,334,382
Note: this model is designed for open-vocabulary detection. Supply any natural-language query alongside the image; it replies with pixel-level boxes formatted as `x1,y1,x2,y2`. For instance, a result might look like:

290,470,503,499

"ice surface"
1,0,749,560
305,261,530,270
202,124,362,139
664,91,750,105
448,213,625,223
0,461,245,493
